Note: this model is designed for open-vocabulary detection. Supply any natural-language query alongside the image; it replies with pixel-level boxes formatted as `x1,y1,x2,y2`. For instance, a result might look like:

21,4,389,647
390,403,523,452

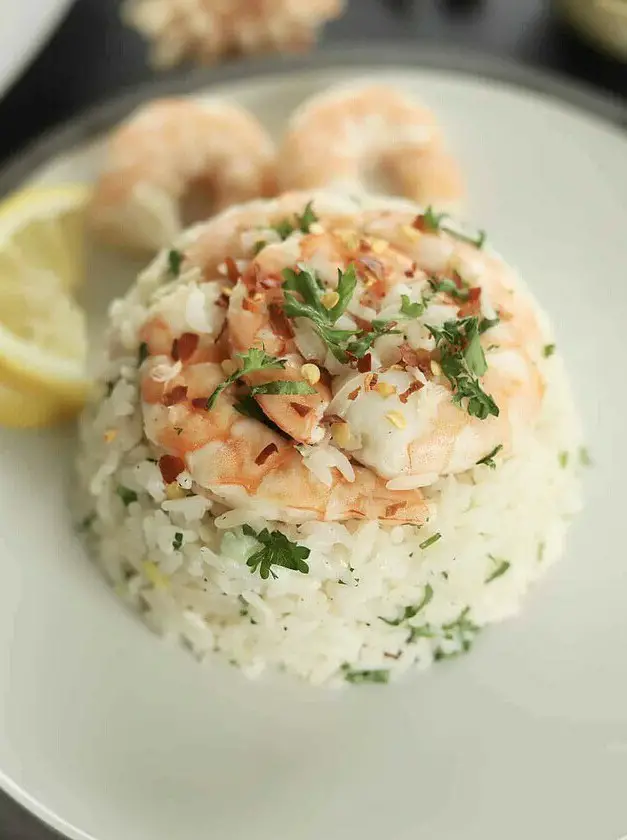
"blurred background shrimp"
279,84,465,210
88,97,278,253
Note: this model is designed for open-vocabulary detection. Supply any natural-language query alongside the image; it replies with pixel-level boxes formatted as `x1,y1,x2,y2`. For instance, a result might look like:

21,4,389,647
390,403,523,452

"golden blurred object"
0,184,92,427
122,0,347,68
556,0,627,60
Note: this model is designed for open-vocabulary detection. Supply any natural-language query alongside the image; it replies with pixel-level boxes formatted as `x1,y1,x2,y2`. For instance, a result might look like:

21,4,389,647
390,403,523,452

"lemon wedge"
0,184,92,417
0,379,75,428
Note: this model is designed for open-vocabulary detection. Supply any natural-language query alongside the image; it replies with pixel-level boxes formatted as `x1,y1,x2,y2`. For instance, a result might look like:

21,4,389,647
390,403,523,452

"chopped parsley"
248,380,315,398
427,317,499,419
138,342,149,365
282,263,397,362
168,248,183,277
476,444,503,469
341,665,390,685
434,607,480,659
400,293,426,318
272,201,319,241
485,555,511,583
206,348,285,410
407,625,435,643
579,446,592,467
172,532,184,551
428,276,469,301
418,207,486,249
242,524,310,580
419,533,442,550
117,486,138,506
558,451,569,469
380,584,434,626
543,343,556,358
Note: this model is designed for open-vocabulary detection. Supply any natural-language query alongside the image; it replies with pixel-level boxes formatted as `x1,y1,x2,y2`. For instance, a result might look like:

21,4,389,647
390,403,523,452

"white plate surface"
1,0,72,100
1,52,626,840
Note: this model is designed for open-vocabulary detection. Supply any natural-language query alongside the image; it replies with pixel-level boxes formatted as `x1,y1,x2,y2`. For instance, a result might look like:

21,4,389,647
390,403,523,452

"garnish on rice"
242,525,310,580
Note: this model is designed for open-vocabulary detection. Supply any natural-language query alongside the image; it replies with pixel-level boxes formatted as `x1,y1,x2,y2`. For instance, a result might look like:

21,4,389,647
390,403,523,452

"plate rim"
0,42,626,840
0,42,626,199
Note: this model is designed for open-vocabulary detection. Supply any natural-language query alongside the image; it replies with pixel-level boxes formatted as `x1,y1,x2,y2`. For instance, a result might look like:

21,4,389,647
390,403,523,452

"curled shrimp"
140,358,429,525
279,85,464,209
134,190,548,528
89,98,277,253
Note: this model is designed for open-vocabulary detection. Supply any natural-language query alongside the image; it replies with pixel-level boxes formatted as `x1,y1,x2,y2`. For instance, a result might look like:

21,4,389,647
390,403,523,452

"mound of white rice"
77,193,584,687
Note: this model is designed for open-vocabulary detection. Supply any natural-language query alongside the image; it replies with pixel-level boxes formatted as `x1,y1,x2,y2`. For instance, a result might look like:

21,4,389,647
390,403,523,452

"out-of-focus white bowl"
1,0,73,100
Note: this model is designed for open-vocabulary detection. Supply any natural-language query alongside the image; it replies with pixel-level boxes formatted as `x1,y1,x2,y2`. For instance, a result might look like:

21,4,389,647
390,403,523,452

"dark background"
0,0,625,836
0,0,626,167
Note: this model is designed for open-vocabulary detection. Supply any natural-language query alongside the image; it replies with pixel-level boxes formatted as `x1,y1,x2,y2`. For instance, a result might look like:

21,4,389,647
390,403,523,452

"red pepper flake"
458,286,482,318
191,397,209,409
224,256,241,284
242,296,258,313
290,402,312,417
268,303,294,340
163,385,188,407
171,338,180,361
385,501,407,518
159,454,185,485
347,387,361,401
399,380,424,404
255,443,278,466
404,262,418,279
176,332,199,363
352,314,372,333
412,213,436,233
364,373,379,391
399,344,433,378
323,414,345,426
357,353,372,373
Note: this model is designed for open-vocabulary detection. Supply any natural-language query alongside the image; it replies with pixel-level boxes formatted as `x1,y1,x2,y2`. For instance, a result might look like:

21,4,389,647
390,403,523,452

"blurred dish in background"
0,0,73,99
122,0,347,68
556,0,627,61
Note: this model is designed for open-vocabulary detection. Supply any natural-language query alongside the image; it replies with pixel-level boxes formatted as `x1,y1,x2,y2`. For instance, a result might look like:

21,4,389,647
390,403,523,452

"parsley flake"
380,584,434,626
168,249,183,277
282,264,398,362
476,444,503,469
485,555,511,583
435,607,480,659
242,524,310,580
418,207,486,249
341,665,390,685
248,380,316,398
428,276,470,301
172,532,183,551
543,343,556,358
272,201,319,241
207,348,286,410
427,317,499,420
419,533,442,550
138,342,149,365
579,446,592,467
558,451,569,469
117,486,138,506
400,294,426,318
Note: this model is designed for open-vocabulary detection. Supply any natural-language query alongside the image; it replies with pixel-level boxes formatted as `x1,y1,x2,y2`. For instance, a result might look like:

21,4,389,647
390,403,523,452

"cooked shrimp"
89,98,277,253
136,191,547,517
279,85,464,209
122,0,346,69
140,359,429,525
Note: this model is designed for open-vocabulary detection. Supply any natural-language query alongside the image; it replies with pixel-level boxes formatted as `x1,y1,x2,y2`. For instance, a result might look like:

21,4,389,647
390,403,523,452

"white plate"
1,0,73,100
1,48,626,840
